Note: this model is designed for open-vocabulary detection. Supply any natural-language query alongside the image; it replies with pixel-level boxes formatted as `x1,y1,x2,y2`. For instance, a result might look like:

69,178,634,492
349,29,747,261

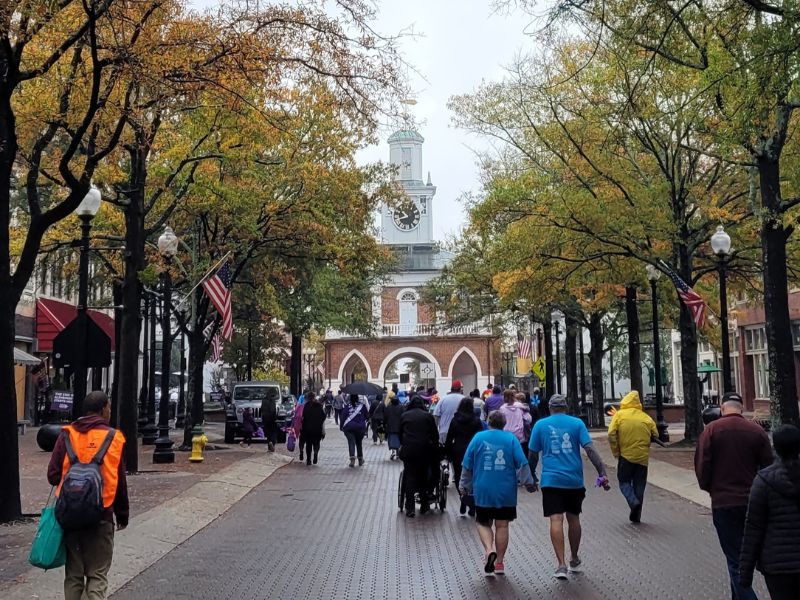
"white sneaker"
554,565,568,580
569,558,582,573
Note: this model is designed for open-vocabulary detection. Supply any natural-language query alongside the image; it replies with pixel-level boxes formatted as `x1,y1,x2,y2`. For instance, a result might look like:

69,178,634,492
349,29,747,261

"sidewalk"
1,423,291,595
589,430,708,508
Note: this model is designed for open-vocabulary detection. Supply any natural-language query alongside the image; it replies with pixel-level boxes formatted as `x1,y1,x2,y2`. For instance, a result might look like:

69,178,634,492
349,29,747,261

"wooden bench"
17,420,31,435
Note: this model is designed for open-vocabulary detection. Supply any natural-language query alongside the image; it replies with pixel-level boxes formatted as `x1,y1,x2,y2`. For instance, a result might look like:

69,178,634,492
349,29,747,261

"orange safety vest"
57,425,125,508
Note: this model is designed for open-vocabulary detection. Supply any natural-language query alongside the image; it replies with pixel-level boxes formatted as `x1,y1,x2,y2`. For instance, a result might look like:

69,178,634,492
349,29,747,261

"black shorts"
541,487,586,517
475,505,517,525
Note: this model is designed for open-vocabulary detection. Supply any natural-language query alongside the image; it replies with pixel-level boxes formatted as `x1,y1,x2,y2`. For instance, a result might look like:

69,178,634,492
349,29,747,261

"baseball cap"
549,394,568,408
721,392,743,403
452,380,463,390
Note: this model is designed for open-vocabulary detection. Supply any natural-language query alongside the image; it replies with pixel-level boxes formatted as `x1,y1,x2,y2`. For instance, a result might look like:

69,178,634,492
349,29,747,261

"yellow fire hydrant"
189,427,208,463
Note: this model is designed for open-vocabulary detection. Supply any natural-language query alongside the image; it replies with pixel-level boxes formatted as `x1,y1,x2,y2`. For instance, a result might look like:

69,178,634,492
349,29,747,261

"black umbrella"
342,381,384,396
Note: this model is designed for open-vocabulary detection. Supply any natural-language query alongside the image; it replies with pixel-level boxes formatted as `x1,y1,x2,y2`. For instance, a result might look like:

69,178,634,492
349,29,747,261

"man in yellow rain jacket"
608,391,658,523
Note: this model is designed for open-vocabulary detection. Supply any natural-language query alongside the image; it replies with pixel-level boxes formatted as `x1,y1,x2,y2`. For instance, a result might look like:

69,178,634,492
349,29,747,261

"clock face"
392,202,420,231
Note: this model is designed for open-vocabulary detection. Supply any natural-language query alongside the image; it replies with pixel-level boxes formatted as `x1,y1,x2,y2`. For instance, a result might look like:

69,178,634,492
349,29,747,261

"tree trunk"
625,286,643,398
588,312,606,426
675,246,703,442
758,154,800,425
184,289,207,448
565,313,579,415
290,331,302,396
0,290,22,522
541,319,553,417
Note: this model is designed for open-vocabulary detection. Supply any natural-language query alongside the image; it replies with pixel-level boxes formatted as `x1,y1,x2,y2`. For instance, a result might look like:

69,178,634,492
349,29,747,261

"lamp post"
71,186,101,420
711,225,733,394
303,347,317,390
646,264,669,442
153,226,178,464
175,303,188,430
554,320,562,394
142,293,159,444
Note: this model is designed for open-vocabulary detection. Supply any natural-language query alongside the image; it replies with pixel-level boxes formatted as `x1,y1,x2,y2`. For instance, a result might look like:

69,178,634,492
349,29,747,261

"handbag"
254,427,264,439
286,430,296,452
29,488,66,570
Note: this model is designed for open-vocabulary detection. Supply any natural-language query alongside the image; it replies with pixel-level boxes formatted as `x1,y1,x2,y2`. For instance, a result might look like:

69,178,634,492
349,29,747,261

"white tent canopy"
14,347,41,366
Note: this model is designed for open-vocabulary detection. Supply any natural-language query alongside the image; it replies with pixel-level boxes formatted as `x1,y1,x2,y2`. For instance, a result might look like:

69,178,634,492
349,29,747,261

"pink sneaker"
495,562,505,575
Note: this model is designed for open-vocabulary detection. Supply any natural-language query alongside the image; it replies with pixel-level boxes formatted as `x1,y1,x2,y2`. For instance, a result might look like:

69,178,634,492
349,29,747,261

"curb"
4,452,292,599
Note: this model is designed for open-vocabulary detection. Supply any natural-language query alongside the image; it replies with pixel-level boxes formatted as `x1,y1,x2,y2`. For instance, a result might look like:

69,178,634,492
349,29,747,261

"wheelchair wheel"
438,465,448,512
397,469,405,511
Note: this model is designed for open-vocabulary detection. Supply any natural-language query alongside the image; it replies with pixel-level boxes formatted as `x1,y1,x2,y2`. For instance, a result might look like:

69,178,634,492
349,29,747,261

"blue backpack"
55,429,116,531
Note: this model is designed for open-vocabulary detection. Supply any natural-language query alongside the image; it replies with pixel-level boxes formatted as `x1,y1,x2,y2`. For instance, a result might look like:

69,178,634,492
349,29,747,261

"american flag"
202,262,233,340
516,332,531,358
204,322,224,363
663,264,707,328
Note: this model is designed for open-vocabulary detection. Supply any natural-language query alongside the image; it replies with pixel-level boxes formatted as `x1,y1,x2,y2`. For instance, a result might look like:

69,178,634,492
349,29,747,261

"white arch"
377,346,442,381
447,346,483,379
395,287,419,301
337,349,373,383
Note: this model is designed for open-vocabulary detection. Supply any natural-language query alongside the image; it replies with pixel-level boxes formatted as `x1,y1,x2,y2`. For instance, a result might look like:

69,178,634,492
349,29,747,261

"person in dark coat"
445,397,483,517
340,393,369,467
260,391,278,452
384,395,403,460
399,396,439,517
369,394,386,444
740,424,800,599
301,392,326,465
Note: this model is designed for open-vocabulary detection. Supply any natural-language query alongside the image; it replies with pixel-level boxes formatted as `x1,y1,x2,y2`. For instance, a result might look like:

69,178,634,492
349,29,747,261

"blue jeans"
712,506,759,600
617,458,648,509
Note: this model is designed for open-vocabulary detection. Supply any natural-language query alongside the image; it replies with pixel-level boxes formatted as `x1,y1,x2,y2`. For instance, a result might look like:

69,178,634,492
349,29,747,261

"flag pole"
175,251,232,310
655,259,720,322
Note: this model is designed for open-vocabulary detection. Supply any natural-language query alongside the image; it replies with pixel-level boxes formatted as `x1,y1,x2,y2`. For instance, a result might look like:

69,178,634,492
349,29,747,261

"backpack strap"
62,429,78,465
91,429,117,465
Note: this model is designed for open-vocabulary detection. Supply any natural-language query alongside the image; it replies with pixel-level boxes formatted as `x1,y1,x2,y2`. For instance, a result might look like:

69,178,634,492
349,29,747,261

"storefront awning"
36,298,115,353
14,347,41,366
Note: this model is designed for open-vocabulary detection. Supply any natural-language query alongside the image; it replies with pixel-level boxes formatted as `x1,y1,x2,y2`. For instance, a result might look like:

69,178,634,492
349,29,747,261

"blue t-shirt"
528,414,591,489
462,429,528,508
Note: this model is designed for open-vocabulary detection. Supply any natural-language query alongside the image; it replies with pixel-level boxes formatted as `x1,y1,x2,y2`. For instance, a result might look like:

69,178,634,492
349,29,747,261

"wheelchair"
397,456,449,513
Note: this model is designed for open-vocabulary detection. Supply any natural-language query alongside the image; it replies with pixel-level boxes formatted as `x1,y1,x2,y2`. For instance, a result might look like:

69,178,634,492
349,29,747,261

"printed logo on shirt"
494,449,506,470
561,433,573,451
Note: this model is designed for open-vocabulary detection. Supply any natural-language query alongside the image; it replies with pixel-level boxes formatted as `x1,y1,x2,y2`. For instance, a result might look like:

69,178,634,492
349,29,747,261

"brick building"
323,129,496,392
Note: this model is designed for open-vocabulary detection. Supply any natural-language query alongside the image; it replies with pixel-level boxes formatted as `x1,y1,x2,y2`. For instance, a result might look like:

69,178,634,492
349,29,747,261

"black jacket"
740,460,800,586
384,401,403,434
369,399,385,422
260,396,277,424
398,407,438,460
301,402,326,438
444,412,483,465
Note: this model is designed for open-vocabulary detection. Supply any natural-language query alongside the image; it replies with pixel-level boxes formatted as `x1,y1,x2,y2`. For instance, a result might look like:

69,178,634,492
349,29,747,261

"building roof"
388,129,424,144
36,297,115,352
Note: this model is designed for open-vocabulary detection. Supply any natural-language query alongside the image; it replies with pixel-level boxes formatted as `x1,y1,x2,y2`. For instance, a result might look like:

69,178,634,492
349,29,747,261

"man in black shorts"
528,394,610,579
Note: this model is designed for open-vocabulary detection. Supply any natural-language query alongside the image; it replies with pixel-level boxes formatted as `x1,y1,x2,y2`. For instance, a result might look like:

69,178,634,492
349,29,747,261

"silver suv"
224,381,293,443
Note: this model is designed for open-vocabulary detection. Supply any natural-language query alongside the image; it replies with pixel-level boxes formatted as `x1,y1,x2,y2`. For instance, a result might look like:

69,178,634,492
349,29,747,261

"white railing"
325,322,492,340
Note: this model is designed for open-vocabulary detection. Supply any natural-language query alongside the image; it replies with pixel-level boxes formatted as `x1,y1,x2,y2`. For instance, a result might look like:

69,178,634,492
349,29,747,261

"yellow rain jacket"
608,391,658,466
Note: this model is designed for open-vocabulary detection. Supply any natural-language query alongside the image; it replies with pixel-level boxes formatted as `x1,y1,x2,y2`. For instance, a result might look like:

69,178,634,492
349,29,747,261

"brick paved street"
112,422,767,600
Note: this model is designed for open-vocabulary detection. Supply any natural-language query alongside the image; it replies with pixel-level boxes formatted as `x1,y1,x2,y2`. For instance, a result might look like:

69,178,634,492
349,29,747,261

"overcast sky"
354,1,535,241
191,0,537,241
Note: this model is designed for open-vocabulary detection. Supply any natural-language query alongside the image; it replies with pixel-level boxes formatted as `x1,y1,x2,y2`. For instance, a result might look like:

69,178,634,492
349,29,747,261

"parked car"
224,381,294,444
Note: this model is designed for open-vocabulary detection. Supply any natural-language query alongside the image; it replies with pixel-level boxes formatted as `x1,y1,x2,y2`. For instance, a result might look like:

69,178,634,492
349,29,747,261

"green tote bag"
28,488,66,570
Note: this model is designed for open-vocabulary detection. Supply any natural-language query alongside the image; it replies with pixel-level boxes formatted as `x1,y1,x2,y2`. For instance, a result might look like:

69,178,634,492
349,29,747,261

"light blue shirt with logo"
528,414,591,489
462,429,529,508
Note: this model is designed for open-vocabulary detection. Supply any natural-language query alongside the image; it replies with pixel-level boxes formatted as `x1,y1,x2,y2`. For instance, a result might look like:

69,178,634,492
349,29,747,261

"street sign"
419,362,435,378
532,356,546,381
52,390,73,412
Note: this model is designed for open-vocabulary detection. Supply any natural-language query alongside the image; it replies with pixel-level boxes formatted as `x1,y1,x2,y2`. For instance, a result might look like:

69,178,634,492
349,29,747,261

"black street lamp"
711,225,733,394
303,347,317,390
142,293,159,444
554,319,562,394
646,264,669,442
153,226,178,464
175,317,187,430
72,186,101,419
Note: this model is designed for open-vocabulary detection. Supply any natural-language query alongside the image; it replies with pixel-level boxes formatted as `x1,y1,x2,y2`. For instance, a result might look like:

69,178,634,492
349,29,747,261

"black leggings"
765,573,800,600
303,435,321,461
403,458,430,512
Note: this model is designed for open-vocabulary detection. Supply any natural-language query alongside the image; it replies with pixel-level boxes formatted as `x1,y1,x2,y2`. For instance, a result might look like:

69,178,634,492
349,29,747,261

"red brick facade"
380,286,434,325
323,336,498,388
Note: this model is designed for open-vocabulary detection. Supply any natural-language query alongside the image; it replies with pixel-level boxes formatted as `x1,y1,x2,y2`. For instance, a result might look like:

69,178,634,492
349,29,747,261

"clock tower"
381,129,436,245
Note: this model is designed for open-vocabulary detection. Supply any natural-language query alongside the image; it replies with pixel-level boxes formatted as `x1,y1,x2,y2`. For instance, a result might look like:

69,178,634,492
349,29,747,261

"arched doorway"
338,350,372,386
449,348,480,393
378,346,442,392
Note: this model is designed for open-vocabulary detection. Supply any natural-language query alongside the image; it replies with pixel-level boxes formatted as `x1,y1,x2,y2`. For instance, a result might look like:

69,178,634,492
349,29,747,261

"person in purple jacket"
340,394,369,467
483,386,504,421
